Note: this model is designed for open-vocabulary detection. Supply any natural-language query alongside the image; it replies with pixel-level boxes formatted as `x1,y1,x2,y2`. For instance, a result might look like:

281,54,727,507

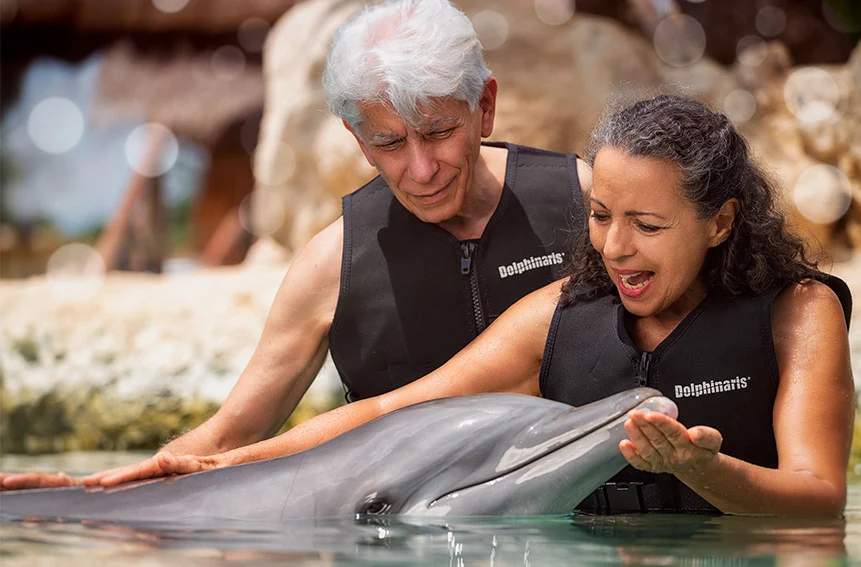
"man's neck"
438,144,509,241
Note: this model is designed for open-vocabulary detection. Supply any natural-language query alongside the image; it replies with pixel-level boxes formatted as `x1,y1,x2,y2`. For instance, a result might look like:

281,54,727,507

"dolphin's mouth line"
425,407,634,507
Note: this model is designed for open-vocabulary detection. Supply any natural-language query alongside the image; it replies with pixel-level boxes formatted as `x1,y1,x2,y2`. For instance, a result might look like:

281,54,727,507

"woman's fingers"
0,471,82,491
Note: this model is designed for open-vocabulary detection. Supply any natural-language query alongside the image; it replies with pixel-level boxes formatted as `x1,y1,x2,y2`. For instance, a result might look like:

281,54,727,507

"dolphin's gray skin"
0,388,676,522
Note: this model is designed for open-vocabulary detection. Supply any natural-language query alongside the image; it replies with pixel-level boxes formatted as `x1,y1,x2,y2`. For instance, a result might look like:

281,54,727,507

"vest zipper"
634,351,652,387
460,241,486,333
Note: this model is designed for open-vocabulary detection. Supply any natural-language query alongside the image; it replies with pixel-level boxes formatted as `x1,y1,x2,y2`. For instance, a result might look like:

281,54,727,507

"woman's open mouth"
618,271,654,297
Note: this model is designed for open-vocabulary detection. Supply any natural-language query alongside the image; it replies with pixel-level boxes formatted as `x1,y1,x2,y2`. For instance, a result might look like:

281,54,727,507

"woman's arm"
84,280,562,485
620,280,855,516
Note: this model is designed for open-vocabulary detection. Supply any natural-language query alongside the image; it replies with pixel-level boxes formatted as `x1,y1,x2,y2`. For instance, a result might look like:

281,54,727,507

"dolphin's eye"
358,498,391,516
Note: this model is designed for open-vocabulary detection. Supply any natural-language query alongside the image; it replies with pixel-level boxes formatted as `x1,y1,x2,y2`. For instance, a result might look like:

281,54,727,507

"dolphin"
0,388,676,522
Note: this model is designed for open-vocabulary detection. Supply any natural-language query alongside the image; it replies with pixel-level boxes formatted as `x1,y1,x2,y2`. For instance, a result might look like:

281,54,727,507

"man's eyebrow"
589,198,667,220
367,133,403,145
417,116,459,132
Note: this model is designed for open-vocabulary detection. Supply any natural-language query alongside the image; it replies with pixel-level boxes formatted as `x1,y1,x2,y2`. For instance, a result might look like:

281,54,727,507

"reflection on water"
1,454,861,566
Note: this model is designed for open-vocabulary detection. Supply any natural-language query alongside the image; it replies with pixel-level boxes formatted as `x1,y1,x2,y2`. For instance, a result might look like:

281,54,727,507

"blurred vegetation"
0,381,343,455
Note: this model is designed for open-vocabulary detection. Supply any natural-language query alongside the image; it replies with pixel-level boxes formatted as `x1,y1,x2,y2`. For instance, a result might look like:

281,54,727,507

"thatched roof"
1,0,297,32
94,40,264,146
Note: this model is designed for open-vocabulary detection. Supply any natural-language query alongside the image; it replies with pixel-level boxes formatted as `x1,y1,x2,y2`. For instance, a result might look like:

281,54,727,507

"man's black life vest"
330,141,585,401
539,274,851,514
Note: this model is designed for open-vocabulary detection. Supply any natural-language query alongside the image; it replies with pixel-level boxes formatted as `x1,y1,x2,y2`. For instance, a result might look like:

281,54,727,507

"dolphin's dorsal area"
0,388,675,521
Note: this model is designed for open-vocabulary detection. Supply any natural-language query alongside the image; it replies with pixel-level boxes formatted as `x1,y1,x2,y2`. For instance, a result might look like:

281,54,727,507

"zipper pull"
635,351,651,387
461,242,475,275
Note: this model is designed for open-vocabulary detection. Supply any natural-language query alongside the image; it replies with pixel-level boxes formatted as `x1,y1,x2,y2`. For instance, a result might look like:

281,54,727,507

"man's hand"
82,452,223,487
0,471,82,491
619,409,722,476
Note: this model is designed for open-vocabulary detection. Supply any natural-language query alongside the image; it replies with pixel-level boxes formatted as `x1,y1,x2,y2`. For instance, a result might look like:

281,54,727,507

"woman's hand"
82,452,224,487
0,471,82,491
619,409,723,476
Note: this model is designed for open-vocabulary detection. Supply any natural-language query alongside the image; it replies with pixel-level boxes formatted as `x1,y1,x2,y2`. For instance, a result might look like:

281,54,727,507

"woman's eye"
636,222,661,233
590,212,610,222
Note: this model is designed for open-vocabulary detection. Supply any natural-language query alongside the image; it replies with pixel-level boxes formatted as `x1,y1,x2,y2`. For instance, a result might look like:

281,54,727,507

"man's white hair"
323,0,492,130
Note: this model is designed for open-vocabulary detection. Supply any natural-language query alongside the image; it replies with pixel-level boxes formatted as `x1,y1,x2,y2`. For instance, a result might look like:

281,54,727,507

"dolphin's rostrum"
0,388,677,521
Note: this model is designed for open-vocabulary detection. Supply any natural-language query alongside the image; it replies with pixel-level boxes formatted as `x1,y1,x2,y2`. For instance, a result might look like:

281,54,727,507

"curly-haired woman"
63,96,859,517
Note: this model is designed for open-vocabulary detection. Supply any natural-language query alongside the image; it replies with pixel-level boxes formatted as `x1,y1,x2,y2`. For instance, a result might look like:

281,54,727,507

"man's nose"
406,141,439,184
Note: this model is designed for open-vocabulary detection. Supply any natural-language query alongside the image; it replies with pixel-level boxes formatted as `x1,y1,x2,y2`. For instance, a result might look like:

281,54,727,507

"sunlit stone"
471,11,509,51
239,189,287,237
534,0,574,26
736,35,768,67
253,142,296,187
755,6,786,38
151,0,188,14
723,90,757,123
784,67,840,124
792,164,852,225
653,14,706,68
211,46,246,81
27,97,85,154
238,18,271,54
46,243,106,302
125,123,180,178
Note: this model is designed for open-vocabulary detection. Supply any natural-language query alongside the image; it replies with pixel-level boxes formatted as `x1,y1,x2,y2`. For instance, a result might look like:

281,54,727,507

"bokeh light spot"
723,90,757,123
151,0,188,14
125,123,180,178
755,6,786,38
27,97,85,154
793,164,852,225
253,142,296,187
238,18,271,54
653,14,706,68
46,243,106,302
736,35,768,67
211,46,246,81
534,0,574,26
239,189,286,237
472,11,509,51
784,67,840,124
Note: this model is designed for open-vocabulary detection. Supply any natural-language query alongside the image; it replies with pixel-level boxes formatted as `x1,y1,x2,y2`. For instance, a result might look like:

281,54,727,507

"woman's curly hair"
561,95,819,305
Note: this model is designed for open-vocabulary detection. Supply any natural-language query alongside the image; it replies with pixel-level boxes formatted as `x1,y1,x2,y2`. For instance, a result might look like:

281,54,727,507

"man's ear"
479,77,498,138
343,120,375,167
709,198,739,248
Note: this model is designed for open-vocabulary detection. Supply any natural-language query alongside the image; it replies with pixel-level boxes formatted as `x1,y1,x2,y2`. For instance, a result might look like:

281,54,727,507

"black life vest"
330,141,585,401
539,274,851,514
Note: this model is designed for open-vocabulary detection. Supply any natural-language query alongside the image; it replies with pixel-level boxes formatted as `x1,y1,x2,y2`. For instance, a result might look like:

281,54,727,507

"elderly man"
2,0,589,487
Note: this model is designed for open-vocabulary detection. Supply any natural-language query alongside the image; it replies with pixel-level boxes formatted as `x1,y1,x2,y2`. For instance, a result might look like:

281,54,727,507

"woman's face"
589,147,729,319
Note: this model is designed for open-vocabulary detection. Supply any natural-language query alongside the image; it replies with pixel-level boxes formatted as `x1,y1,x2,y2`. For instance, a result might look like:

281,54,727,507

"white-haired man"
1,0,589,487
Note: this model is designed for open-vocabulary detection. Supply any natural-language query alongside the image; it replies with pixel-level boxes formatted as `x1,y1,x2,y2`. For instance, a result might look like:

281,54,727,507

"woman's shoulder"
772,278,849,339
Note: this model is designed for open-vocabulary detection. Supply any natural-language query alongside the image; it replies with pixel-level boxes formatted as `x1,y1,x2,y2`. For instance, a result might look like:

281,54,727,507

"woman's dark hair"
562,94,819,305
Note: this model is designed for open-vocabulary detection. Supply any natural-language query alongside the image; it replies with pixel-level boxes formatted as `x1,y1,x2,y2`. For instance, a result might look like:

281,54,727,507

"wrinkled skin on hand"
619,409,723,476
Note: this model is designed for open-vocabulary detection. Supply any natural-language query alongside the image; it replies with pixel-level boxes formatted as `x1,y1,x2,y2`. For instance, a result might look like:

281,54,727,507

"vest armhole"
328,194,353,345
760,288,783,391
538,299,566,396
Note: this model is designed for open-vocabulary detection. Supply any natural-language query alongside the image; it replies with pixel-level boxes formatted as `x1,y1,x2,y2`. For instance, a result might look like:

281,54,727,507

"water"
2,453,861,566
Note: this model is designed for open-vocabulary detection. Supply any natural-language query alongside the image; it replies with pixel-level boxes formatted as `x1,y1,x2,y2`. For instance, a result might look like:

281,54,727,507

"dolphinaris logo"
498,252,564,279
675,377,749,399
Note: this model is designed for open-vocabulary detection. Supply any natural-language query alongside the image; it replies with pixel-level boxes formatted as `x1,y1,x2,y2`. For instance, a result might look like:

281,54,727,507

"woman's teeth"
620,271,653,290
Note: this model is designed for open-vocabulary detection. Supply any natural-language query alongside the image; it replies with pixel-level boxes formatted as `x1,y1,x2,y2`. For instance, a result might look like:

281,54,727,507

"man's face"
346,80,497,225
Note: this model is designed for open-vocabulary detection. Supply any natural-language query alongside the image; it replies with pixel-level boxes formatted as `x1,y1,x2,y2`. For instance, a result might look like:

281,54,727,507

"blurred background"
1,0,860,469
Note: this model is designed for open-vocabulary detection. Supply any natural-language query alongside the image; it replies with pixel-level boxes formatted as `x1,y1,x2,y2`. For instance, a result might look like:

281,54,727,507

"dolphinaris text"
674,377,749,399
498,253,564,279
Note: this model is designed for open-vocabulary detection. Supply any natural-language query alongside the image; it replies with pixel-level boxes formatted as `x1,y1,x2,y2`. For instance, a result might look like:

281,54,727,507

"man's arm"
1,218,344,491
